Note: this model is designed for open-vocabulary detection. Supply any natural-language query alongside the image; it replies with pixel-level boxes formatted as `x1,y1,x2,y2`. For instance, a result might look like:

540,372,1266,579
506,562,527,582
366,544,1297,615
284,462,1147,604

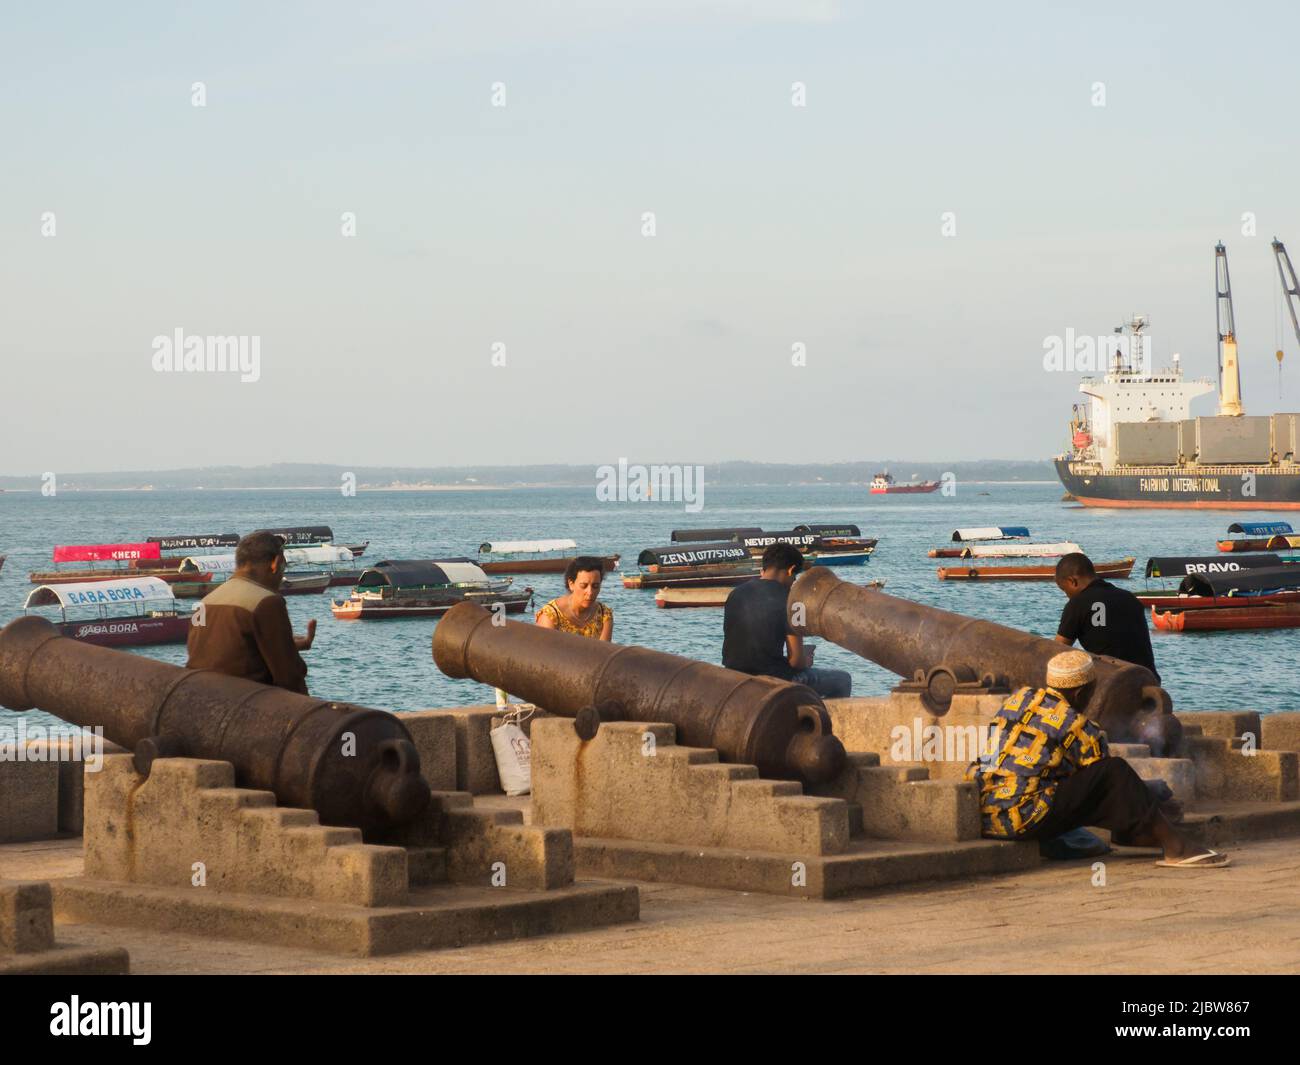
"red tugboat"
869,471,940,494
23,576,194,646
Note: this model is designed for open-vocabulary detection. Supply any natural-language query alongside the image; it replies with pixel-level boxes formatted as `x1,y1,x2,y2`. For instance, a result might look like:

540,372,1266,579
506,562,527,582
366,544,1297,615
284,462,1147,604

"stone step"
1110,743,1151,759
405,846,448,887
1125,757,1197,804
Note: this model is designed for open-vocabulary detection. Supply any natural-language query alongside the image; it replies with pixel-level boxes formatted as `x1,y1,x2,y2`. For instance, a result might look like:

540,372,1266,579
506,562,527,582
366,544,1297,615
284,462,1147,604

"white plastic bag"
490,704,534,796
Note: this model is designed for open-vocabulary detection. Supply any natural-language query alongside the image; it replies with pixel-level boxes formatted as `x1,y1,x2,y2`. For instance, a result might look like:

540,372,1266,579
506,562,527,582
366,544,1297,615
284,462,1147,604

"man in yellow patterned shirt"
967,651,1228,868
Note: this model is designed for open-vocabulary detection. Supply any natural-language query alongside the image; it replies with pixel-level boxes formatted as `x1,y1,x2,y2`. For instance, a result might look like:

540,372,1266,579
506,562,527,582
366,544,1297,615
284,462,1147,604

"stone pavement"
1,835,1297,974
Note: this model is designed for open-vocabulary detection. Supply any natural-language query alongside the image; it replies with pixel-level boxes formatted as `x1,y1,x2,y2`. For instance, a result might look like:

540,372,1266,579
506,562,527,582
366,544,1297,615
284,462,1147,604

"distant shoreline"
0,480,1062,493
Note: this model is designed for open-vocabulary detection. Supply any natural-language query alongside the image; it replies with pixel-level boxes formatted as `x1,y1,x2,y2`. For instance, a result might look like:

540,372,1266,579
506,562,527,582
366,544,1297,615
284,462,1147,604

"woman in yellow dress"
535,557,613,640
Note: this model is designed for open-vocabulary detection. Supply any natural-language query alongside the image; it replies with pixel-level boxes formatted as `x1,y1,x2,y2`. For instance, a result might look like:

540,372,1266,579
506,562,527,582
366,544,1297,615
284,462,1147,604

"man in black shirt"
722,543,852,698
1054,552,1160,683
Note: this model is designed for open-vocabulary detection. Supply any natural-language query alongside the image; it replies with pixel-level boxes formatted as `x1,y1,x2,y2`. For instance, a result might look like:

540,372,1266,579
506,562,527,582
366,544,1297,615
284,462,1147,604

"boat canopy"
951,527,1030,542
25,576,175,610
254,526,334,544
961,541,1081,559
148,533,239,551
670,527,764,543
284,544,355,566
356,559,488,588
740,531,819,550
638,543,751,567
52,542,161,564
1179,566,1300,597
1227,522,1294,536
794,524,862,538
1145,554,1283,578
478,539,577,555
179,555,237,574
179,544,352,573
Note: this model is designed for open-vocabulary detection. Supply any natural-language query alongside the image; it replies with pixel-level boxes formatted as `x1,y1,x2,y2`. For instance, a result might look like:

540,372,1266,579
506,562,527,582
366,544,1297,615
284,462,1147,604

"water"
1,483,1296,731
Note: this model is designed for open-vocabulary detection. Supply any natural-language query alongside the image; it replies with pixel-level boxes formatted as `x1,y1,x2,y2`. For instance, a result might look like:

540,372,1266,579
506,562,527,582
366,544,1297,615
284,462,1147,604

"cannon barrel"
0,616,430,833
432,601,845,783
788,567,1181,755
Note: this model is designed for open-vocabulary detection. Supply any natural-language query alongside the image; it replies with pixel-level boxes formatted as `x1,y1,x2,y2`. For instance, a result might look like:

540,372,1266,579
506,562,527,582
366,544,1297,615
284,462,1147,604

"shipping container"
1196,415,1273,464
1114,421,1180,465
1271,414,1300,461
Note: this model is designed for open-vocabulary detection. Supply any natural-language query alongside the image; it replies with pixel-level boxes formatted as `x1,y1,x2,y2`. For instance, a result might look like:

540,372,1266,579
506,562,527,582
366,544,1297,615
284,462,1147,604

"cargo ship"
1055,242,1300,509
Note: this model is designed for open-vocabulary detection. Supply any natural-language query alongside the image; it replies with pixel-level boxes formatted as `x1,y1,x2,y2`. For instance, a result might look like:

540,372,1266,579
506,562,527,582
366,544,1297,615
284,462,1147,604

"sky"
3,0,1300,474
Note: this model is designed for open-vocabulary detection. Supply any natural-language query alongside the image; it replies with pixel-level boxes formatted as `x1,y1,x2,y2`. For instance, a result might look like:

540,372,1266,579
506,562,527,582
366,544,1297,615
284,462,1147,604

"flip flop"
1155,850,1231,869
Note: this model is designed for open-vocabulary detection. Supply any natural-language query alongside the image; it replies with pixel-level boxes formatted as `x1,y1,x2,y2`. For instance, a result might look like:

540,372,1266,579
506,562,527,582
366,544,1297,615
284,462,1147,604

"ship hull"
1055,457,1300,509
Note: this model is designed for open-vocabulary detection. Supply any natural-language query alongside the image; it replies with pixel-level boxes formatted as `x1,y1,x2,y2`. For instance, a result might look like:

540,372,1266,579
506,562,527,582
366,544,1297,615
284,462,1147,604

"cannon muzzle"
788,567,1180,755
0,616,430,833
432,601,845,783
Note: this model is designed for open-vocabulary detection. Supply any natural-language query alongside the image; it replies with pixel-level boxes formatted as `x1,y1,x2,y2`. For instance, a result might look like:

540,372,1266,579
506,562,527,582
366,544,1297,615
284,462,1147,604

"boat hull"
655,588,734,609
937,558,1135,581
870,483,940,494
29,569,212,586
55,614,192,647
1153,604,1300,631
805,551,872,567
1138,589,1300,610
1055,456,1300,509
478,554,620,576
624,567,759,589
280,574,332,595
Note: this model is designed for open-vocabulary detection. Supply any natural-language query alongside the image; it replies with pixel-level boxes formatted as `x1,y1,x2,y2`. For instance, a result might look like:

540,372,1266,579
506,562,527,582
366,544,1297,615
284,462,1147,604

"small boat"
928,527,1031,558
23,577,194,647
937,557,1136,581
870,471,940,494
655,578,885,609
1152,603,1300,631
331,559,534,620
132,533,239,571
655,587,737,608
670,526,764,543
30,541,169,584
624,543,759,589
0,555,5,573
671,524,876,565
280,573,332,595
1216,522,1298,552
254,525,336,545
477,539,620,575
1139,565,1300,610
177,544,360,592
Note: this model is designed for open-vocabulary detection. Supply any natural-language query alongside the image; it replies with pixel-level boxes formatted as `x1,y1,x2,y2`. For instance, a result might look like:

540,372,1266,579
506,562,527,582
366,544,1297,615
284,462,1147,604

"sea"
1,482,1295,733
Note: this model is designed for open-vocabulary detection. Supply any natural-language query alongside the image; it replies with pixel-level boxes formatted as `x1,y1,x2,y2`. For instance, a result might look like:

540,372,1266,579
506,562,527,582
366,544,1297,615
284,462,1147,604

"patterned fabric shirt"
965,686,1108,838
537,599,612,638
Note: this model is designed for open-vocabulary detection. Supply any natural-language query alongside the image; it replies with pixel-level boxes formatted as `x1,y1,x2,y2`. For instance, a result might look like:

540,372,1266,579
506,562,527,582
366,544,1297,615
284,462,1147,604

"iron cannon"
0,616,430,834
432,601,845,783
788,567,1181,755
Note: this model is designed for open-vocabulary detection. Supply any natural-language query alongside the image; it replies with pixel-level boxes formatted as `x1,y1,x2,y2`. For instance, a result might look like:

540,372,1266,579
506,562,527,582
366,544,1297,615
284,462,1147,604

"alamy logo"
151,328,261,382
1042,329,1151,375
595,459,704,513
50,997,151,1045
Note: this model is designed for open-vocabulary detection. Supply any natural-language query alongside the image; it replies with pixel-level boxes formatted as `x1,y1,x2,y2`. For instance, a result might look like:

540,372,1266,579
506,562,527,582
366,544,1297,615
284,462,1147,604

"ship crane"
1273,239,1300,384
1215,241,1245,417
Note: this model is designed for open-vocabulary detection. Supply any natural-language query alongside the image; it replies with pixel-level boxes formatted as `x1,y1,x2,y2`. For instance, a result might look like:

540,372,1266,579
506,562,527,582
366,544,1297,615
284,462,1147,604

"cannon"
432,602,845,783
788,567,1181,755
0,616,430,834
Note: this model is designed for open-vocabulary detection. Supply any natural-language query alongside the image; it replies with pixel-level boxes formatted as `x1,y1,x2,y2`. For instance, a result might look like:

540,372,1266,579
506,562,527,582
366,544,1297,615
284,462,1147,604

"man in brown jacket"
186,531,315,693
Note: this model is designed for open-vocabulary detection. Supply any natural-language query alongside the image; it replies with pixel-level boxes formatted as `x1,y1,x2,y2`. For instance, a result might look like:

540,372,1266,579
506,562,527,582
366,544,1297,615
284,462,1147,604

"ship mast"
1215,241,1245,417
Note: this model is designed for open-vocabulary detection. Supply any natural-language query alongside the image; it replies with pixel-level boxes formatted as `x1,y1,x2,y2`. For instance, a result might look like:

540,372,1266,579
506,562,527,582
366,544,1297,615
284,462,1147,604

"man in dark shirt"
187,532,316,692
722,543,852,698
1054,552,1159,683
